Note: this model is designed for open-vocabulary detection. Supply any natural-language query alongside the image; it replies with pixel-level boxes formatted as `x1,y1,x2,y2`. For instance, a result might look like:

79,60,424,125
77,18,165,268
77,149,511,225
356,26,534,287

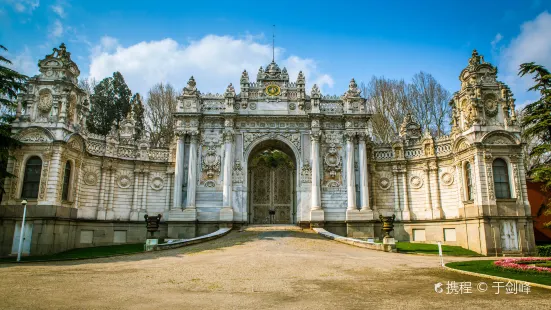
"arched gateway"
1,44,537,257
247,139,298,224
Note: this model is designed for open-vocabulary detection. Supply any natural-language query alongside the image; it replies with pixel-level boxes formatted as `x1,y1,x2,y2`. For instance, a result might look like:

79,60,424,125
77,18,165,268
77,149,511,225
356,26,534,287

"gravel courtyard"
0,226,548,309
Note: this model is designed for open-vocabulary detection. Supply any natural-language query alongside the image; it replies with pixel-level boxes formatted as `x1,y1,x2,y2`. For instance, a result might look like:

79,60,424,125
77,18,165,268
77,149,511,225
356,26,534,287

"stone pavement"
0,227,547,309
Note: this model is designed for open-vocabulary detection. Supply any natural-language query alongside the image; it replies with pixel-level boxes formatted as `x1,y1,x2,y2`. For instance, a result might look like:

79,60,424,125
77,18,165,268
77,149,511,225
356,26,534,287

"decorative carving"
202,146,221,179
409,173,424,189
301,162,312,183
441,172,454,186
117,170,133,188
379,177,391,190
324,145,341,179
232,161,244,184
83,166,99,186
149,172,165,191
243,132,301,152
38,89,53,112
485,98,498,117
17,128,51,143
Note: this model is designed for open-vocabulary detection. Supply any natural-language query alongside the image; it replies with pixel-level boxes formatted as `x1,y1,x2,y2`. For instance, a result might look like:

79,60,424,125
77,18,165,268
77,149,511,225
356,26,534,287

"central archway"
247,139,297,224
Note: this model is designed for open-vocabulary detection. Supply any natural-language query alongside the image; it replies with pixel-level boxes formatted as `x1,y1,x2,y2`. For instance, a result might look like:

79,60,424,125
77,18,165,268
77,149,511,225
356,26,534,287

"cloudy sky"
1,0,550,107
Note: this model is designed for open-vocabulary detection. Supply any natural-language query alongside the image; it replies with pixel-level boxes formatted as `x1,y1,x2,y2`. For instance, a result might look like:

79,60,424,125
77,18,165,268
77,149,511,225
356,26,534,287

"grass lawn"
397,242,481,256
446,260,551,286
0,243,144,263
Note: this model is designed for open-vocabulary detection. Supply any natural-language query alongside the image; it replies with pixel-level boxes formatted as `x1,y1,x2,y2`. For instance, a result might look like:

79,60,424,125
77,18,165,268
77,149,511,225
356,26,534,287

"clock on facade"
265,84,281,96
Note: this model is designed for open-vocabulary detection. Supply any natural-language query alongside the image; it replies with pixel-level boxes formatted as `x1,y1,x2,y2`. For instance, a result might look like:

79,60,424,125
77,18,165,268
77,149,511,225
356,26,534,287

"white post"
17,200,28,262
437,241,444,267
346,133,356,210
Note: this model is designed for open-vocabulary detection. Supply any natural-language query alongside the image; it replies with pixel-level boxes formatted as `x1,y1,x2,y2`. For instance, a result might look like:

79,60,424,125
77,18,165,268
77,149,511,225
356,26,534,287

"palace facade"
0,44,535,256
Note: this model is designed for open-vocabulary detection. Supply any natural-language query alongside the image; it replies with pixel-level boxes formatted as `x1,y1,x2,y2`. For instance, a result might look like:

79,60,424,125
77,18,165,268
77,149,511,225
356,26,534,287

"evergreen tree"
0,45,28,197
519,62,551,226
86,71,132,135
131,93,145,140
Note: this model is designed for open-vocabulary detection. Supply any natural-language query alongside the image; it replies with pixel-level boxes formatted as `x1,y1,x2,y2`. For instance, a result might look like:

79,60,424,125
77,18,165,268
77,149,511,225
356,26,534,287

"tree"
362,77,410,143
131,93,145,140
145,83,177,147
78,77,97,96
0,45,28,197
519,62,551,226
86,71,132,135
408,72,451,136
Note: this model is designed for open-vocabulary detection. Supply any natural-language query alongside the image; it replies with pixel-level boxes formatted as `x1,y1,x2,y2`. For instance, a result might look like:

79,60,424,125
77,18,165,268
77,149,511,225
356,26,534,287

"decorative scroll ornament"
324,144,341,179
202,146,221,179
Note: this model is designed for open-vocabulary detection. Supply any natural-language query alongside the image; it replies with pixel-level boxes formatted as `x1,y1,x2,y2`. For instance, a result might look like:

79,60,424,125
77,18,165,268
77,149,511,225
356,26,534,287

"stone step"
502,251,524,257
242,224,304,232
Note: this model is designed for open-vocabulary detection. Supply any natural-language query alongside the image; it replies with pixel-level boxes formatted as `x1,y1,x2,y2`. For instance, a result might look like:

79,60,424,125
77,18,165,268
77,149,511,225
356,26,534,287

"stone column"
130,169,140,220
172,134,185,210
401,168,410,220
186,133,198,208
97,162,107,220
423,165,433,219
431,162,443,219
358,135,370,211
105,166,116,220
345,133,356,211
222,132,233,209
44,145,62,205
141,170,149,212
310,133,322,210
165,170,173,212
220,130,234,222
392,166,400,215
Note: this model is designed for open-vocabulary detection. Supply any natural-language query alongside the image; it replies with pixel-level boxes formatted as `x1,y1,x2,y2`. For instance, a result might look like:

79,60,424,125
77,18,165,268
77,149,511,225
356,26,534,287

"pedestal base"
346,209,374,221
432,208,444,220
310,209,325,223
219,207,233,222
383,236,397,252
168,208,197,221
96,209,106,220
105,210,115,220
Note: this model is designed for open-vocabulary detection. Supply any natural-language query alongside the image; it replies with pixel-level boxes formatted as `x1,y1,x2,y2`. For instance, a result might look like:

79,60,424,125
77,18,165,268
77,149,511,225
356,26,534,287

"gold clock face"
265,84,281,96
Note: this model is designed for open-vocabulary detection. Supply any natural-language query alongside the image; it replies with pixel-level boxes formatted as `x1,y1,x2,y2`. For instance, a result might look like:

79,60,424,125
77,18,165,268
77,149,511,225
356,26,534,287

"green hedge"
537,245,551,257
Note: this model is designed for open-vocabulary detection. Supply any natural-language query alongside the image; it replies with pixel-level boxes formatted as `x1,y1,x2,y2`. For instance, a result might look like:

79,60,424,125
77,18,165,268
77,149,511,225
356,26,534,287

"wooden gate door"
251,161,292,224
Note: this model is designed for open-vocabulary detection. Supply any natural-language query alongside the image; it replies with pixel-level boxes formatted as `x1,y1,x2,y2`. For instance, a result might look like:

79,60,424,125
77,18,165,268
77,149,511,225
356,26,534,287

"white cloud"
498,11,551,106
490,33,503,49
50,19,63,38
6,0,39,14
7,47,38,77
51,5,65,18
88,35,334,97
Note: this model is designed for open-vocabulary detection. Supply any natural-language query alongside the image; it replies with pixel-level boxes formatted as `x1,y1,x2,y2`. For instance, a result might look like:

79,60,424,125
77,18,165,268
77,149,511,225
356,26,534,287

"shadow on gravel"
0,228,324,267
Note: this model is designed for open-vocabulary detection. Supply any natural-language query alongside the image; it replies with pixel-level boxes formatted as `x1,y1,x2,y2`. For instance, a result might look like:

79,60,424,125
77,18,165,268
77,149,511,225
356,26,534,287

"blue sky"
2,0,551,106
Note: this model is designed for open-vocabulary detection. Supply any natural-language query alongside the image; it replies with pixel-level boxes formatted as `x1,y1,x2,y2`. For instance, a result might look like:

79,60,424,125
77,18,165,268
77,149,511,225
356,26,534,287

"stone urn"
144,214,162,238
379,214,396,238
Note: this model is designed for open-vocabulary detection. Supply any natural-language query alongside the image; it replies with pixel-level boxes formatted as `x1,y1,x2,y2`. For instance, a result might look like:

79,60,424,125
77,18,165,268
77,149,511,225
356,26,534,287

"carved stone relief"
117,170,133,189
83,165,99,186
149,172,165,191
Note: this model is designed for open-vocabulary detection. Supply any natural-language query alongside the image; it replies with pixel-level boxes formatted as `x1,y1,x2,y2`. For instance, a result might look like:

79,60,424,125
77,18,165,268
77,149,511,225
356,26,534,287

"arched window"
465,162,474,201
493,159,511,199
21,156,42,199
62,161,72,201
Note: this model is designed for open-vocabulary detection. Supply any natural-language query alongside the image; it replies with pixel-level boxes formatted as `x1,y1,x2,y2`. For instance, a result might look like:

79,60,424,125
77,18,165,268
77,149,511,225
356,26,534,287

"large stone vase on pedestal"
379,214,397,252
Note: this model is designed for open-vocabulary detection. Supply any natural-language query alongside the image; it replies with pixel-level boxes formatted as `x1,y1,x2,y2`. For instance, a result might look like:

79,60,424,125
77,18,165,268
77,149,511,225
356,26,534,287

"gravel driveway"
0,226,548,309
